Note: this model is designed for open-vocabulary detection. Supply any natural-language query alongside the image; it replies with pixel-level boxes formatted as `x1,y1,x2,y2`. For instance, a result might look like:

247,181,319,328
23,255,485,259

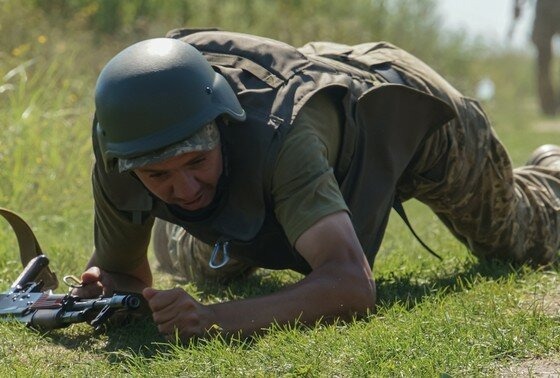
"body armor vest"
93,29,456,274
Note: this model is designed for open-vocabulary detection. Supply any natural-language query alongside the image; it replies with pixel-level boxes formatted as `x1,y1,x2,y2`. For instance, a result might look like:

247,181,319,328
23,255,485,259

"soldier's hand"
71,266,115,297
143,287,215,341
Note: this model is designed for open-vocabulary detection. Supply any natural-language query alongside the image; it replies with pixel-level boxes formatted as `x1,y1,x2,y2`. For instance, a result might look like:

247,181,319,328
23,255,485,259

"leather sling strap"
0,208,58,290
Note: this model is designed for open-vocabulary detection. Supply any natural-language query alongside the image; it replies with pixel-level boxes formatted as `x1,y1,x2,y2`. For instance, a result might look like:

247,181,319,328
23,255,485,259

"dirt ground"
532,118,560,133
497,273,560,377
498,359,560,377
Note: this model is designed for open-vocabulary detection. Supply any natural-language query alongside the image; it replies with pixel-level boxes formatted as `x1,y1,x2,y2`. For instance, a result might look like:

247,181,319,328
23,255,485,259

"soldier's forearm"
207,260,376,338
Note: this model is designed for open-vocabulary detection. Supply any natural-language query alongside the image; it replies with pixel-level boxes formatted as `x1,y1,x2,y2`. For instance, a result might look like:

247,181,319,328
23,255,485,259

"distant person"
75,29,560,341
513,0,560,115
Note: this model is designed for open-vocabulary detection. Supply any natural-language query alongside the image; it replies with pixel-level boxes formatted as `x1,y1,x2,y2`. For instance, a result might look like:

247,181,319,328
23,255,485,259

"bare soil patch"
498,359,560,377
496,272,560,376
532,118,560,133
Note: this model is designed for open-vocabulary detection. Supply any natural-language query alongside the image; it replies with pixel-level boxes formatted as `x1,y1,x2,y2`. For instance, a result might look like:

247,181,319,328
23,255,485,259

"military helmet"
94,37,246,171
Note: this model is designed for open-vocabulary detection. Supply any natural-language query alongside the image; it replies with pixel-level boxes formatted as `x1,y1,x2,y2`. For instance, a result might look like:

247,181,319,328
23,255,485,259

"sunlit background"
436,0,534,50
0,1,560,375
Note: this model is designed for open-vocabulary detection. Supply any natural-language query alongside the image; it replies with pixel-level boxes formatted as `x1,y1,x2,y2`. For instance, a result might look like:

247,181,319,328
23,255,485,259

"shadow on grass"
36,271,292,362
375,258,546,310
171,268,302,302
41,317,169,358
36,258,556,363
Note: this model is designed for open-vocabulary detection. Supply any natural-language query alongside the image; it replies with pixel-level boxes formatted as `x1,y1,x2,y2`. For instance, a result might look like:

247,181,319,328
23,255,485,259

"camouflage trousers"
152,217,255,283
398,97,560,265
153,98,560,282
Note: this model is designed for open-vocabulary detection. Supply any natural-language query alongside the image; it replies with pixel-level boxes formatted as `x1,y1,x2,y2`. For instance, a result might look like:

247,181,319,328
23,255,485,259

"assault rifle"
0,207,146,331
0,254,144,330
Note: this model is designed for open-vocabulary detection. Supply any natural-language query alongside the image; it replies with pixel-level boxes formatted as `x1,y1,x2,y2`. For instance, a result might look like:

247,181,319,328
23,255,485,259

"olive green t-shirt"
93,91,348,270
271,91,348,245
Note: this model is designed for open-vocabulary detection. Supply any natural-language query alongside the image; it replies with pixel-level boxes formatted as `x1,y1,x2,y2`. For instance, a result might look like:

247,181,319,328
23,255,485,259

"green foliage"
1,0,560,376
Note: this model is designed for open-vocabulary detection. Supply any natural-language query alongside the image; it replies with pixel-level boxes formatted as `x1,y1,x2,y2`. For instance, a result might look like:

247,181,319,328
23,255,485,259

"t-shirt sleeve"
271,91,349,246
92,165,154,272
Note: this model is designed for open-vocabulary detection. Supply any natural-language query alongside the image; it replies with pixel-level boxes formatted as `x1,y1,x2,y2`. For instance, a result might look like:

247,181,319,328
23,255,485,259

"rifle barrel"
70,294,142,311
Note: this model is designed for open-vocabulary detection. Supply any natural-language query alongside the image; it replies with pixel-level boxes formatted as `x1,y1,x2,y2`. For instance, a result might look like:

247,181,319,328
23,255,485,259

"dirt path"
532,118,560,133
496,273,560,376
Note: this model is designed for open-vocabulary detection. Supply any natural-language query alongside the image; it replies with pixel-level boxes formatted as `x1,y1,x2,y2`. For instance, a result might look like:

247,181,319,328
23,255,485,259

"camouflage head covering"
118,121,220,172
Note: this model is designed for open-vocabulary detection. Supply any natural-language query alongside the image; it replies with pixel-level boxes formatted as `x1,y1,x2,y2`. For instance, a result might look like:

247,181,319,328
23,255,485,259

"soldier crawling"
74,29,560,340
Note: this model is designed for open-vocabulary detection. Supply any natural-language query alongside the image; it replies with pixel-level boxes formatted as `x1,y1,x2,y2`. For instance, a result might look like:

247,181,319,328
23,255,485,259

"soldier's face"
134,145,223,211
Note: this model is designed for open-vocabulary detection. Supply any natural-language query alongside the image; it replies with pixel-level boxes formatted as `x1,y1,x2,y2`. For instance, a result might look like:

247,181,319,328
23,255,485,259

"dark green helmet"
94,37,246,171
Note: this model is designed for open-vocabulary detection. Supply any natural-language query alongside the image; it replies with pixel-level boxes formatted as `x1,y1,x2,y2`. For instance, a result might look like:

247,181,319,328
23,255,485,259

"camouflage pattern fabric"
152,217,255,283
397,99,560,265
117,121,220,173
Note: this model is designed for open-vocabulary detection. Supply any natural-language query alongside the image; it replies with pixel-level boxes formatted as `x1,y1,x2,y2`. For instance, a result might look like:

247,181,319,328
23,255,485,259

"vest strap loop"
203,52,284,88
209,240,231,269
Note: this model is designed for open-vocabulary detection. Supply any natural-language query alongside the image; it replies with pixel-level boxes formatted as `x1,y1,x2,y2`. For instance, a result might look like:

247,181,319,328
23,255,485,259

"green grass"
2,1,560,376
